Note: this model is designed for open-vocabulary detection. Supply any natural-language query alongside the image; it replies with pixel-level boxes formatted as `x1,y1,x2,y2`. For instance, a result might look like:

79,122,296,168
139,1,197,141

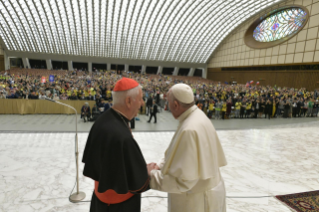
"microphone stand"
41,97,86,203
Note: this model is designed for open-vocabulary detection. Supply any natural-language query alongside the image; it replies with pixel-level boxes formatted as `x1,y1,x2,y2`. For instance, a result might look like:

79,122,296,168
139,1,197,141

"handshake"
147,162,159,176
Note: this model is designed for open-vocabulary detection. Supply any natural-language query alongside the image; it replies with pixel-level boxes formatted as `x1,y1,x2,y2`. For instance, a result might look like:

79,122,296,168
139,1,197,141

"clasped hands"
147,162,159,176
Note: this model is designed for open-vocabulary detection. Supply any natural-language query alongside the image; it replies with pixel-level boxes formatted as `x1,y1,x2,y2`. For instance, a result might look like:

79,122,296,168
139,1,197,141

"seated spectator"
1,88,8,97
104,100,112,112
79,93,86,100
86,93,94,101
81,102,91,122
91,104,100,121
15,86,23,99
6,89,16,99
45,89,51,97
77,89,83,99
59,93,68,100
69,93,78,100
28,91,39,99
98,99,105,113
0,90,6,99
52,86,60,96
39,91,47,99
53,93,60,101
95,94,102,106
21,88,29,99
47,91,53,99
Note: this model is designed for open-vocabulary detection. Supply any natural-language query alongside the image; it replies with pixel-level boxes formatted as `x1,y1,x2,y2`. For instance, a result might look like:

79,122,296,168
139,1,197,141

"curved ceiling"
0,0,282,64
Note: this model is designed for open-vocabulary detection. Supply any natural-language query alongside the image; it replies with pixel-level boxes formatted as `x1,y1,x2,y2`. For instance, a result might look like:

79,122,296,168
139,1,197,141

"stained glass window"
253,8,307,42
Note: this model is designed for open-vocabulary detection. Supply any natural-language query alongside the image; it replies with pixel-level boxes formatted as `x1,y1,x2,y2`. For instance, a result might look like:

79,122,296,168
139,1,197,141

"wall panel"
207,68,319,91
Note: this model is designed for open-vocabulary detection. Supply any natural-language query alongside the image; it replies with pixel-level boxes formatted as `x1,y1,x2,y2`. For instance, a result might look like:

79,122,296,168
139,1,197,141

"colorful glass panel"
253,8,307,42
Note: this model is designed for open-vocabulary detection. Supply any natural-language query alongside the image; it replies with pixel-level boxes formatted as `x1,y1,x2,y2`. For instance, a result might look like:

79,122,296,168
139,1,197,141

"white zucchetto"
171,83,194,104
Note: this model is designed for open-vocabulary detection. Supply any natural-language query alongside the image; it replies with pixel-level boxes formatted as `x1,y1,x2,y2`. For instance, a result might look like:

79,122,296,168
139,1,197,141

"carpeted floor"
276,190,319,212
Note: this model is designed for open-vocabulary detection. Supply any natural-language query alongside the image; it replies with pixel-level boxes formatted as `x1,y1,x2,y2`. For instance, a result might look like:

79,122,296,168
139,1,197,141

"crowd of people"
1,68,319,120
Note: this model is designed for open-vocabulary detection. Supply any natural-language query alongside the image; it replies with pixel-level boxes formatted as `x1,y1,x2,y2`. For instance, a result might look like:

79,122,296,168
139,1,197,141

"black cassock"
82,108,149,212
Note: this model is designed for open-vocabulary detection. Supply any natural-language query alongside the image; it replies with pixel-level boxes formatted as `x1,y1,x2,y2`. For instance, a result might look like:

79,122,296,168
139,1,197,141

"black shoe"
147,121,150,123
154,122,157,124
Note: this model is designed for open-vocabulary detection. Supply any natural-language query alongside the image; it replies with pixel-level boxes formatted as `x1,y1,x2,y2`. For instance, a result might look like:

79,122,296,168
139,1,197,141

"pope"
82,77,157,211
149,83,227,212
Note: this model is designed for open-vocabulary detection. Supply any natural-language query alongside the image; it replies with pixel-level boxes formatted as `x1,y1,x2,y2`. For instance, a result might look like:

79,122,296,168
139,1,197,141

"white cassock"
150,105,227,212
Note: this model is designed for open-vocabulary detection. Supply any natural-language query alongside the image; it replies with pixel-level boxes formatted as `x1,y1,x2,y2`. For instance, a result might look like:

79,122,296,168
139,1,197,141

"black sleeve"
93,136,149,194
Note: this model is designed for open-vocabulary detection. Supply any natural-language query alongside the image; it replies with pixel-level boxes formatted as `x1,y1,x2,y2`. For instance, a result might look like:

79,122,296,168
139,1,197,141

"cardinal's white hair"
112,85,142,106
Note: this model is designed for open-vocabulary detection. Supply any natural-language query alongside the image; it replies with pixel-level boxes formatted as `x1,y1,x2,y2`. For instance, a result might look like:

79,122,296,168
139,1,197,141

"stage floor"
1,123,318,211
1,110,319,132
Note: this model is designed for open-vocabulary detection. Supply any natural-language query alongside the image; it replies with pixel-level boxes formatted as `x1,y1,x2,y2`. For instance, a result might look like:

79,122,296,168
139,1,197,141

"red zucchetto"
113,77,139,92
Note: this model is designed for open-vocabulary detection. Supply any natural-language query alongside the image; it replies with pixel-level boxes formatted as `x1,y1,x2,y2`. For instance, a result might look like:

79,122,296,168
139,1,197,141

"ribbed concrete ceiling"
0,0,282,63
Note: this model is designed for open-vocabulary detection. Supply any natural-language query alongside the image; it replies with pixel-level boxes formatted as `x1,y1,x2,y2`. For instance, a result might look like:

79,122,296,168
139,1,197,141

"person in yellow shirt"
75,89,81,98
207,100,214,119
106,89,112,100
221,101,227,120
272,98,277,117
84,88,89,97
91,88,96,97
245,101,252,118
235,101,241,118
66,88,72,97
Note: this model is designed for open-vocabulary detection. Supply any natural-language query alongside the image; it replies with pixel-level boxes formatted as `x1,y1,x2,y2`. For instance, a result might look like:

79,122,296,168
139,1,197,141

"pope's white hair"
112,85,142,106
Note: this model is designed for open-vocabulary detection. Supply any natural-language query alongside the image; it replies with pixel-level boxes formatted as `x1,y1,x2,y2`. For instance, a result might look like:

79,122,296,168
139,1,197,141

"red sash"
94,181,134,205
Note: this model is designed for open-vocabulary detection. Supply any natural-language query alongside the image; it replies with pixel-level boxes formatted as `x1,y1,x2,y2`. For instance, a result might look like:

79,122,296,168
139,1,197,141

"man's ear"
174,100,179,109
125,96,132,108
